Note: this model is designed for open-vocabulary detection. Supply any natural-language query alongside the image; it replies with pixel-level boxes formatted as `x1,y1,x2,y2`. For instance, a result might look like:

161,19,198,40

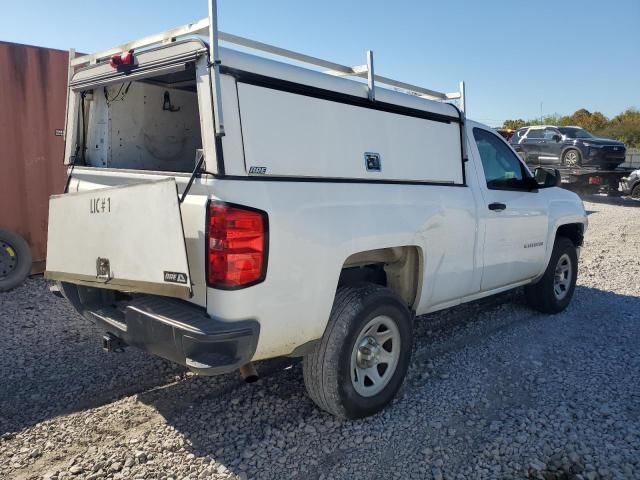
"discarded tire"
0,229,32,292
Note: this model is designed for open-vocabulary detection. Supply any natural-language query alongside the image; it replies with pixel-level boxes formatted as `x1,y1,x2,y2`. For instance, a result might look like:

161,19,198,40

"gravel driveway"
1,196,639,480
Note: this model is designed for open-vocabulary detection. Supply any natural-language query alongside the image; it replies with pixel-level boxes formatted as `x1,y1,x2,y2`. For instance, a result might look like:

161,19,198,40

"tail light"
588,176,601,185
206,202,268,289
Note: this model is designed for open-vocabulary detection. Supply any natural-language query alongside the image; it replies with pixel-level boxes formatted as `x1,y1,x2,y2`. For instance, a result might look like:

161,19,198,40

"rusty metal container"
0,41,69,275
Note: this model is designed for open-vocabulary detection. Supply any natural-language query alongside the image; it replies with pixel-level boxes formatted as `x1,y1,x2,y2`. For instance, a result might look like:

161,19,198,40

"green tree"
540,114,562,125
502,114,562,130
595,108,640,147
559,109,609,131
502,119,527,130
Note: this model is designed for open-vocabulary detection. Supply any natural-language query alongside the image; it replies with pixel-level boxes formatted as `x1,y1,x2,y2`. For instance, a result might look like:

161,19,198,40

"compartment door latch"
364,152,381,172
96,257,111,280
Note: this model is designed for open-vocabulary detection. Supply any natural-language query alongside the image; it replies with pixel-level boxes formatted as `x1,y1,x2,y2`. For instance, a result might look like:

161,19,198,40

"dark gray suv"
510,126,626,169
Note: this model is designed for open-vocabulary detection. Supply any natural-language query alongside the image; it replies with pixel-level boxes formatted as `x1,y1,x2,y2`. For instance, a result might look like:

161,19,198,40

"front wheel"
303,283,413,419
631,184,640,199
524,237,578,314
562,149,582,167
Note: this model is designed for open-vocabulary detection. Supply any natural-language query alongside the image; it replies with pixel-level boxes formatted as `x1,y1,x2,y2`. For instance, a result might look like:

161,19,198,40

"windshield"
557,127,594,139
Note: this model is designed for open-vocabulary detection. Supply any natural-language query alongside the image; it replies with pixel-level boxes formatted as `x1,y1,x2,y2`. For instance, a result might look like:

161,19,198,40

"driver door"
471,127,549,291
538,127,562,164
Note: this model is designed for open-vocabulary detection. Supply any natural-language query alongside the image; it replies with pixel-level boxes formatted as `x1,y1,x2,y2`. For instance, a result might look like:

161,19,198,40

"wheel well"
556,223,584,247
339,246,420,309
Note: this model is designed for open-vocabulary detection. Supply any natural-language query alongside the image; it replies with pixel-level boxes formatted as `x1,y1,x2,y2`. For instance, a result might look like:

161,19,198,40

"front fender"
535,188,587,280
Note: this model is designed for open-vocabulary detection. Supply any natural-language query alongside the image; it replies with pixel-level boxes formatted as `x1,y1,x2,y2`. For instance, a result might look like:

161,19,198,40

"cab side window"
473,127,529,190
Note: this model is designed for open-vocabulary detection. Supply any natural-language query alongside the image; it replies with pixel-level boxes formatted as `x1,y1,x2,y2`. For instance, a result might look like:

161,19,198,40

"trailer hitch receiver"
102,333,127,353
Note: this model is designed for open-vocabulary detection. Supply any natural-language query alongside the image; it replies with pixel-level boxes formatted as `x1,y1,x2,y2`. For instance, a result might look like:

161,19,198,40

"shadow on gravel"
0,278,185,434
4,279,639,479
583,194,640,207
132,285,640,479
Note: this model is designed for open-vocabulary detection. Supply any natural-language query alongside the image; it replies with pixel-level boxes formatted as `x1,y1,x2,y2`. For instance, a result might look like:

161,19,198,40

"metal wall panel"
0,41,68,273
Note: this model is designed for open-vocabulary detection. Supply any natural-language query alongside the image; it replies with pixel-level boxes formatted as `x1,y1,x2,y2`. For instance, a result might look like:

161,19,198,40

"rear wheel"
562,149,582,167
0,229,32,292
524,237,577,314
303,283,413,419
631,184,640,199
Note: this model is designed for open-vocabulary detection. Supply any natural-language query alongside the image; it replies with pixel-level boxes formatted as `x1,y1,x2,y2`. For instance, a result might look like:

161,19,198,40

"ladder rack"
68,0,466,137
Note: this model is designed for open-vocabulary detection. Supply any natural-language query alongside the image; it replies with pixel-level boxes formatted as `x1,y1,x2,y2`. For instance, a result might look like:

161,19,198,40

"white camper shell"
46,1,587,419
63,38,467,182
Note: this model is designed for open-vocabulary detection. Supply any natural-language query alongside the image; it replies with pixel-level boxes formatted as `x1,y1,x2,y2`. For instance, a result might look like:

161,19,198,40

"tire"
303,283,414,419
0,229,32,292
631,184,640,199
562,149,582,167
524,237,577,314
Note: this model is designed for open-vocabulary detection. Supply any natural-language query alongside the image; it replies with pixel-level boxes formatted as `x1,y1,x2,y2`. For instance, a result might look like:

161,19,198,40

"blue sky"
3,0,638,126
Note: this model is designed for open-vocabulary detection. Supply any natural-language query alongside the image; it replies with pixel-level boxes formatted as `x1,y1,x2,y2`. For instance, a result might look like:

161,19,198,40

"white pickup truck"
46,5,587,419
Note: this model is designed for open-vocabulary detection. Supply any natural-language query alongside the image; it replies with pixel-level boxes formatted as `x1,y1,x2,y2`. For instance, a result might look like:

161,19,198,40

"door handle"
488,202,506,211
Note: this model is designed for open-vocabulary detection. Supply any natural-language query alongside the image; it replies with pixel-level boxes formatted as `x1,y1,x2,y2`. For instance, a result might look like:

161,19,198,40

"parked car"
621,169,640,198
45,5,588,419
510,125,626,169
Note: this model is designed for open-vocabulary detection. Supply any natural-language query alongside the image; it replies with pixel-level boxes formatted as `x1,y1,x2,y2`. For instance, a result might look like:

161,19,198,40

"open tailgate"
45,178,192,299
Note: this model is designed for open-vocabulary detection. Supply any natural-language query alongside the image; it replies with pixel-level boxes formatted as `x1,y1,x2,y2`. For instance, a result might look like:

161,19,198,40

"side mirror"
534,167,562,187
552,134,562,142
525,176,540,191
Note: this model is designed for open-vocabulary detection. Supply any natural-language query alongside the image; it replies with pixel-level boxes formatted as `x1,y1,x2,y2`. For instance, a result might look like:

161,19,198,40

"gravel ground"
1,195,639,480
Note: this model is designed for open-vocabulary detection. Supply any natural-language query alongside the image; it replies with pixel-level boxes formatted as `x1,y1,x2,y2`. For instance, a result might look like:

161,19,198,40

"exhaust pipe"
239,363,258,383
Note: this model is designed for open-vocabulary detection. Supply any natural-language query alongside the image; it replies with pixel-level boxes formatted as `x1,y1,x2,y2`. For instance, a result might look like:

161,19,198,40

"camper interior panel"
81,68,202,173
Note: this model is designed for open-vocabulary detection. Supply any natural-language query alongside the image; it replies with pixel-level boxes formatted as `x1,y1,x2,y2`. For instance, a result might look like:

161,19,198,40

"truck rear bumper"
60,283,259,375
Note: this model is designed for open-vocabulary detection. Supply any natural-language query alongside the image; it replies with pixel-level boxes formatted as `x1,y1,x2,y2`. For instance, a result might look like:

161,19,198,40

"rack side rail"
67,1,466,114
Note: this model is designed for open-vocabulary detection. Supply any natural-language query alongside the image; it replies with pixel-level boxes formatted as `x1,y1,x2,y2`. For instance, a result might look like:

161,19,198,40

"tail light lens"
589,176,601,185
206,202,268,289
